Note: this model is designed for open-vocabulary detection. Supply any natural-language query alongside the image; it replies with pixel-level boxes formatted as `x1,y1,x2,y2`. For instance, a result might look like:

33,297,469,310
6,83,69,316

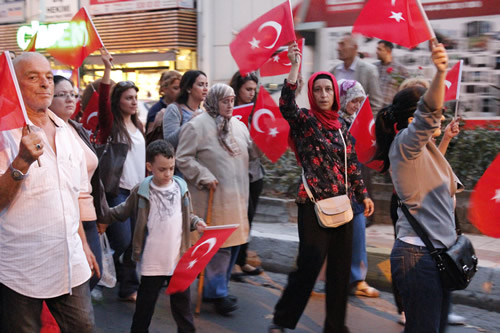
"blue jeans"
83,220,103,290
350,212,368,284
391,239,450,333
1,281,95,333
106,188,139,298
203,246,240,299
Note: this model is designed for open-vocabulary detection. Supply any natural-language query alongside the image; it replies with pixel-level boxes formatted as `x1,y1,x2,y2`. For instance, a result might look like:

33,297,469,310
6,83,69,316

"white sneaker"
447,312,466,325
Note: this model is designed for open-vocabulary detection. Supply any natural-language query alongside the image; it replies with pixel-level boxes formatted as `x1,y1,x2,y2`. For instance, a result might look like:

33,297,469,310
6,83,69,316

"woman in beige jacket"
176,83,256,315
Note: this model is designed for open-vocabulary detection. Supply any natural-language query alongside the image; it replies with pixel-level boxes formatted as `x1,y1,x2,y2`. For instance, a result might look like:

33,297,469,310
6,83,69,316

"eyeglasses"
53,92,78,99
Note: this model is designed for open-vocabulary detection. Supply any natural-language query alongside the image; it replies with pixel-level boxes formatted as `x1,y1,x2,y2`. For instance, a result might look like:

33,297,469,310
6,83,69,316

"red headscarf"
307,71,341,130
288,71,341,165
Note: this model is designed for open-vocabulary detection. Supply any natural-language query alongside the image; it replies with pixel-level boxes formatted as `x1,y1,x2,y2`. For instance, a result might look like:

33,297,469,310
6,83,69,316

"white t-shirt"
119,127,146,190
140,180,183,276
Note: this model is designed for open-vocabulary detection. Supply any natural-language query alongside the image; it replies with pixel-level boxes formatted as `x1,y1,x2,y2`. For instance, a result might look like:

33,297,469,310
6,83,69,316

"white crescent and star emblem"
234,115,243,121
252,108,276,133
272,55,280,63
257,21,283,49
249,37,260,49
444,80,452,89
269,128,279,137
389,12,405,23
86,111,98,125
186,237,217,270
368,119,375,136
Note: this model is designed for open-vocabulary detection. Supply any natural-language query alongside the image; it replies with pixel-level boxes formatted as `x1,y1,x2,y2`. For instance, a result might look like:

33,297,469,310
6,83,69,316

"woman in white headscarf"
338,79,380,298
176,83,256,316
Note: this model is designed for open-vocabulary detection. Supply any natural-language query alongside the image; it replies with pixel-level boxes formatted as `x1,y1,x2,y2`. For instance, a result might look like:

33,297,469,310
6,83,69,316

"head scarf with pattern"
204,83,241,156
338,79,366,123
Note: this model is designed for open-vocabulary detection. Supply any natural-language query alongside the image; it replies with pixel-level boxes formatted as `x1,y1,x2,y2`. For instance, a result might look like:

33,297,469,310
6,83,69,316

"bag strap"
396,198,443,263
301,128,348,201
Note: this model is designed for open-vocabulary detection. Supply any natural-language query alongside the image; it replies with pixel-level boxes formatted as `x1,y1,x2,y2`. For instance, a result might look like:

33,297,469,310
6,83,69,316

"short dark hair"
176,70,207,105
53,75,73,87
146,139,175,163
378,40,394,51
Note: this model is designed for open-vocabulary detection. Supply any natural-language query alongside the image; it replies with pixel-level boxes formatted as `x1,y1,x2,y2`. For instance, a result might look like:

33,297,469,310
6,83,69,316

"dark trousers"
390,193,405,314
273,201,353,333
84,220,103,290
131,276,195,333
236,178,264,266
391,240,451,333
1,281,95,333
106,188,139,298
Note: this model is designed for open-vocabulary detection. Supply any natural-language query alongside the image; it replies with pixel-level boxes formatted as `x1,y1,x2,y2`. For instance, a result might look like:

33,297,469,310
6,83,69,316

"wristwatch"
9,164,28,181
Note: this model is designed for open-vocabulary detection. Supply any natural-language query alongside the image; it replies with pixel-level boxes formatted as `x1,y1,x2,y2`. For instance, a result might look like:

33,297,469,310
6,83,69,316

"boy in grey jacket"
104,140,206,333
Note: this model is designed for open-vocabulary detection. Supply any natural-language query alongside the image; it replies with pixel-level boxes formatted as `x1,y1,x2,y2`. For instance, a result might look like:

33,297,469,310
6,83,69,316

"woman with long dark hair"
229,71,264,277
96,52,146,301
163,70,208,149
374,43,459,333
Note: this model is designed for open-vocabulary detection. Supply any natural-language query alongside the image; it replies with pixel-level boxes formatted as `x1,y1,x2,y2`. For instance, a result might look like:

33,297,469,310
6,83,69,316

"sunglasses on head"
117,80,136,88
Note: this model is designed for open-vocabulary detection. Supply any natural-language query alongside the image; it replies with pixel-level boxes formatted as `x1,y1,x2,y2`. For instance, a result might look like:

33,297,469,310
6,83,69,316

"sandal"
241,264,264,275
268,323,286,333
353,281,380,297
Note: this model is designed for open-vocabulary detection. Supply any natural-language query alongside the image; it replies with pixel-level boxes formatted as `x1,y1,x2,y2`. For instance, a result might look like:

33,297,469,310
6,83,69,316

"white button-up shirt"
0,111,91,298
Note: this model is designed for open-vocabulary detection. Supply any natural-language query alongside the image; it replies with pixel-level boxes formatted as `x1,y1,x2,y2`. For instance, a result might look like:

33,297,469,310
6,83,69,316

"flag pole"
195,187,214,315
454,60,463,119
415,0,438,47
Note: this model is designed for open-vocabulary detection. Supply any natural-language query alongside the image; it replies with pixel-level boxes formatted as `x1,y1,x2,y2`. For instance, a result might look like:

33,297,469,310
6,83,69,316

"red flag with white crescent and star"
232,103,254,128
230,0,296,76
348,97,383,171
0,51,30,132
468,154,500,238
46,7,103,68
352,0,433,49
80,90,100,132
166,225,239,294
260,38,304,77
250,87,290,163
444,60,463,102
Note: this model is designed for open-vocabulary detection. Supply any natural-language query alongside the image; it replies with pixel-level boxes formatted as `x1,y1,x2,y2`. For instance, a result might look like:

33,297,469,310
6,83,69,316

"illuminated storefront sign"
17,21,89,50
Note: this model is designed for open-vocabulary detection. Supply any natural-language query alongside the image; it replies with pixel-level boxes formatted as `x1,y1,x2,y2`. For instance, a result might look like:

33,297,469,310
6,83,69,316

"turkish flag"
70,100,81,120
80,90,100,132
348,97,383,171
352,0,433,49
0,51,29,131
166,225,238,294
230,1,296,76
260,38,304,77
47,7,103,68
444,60,463,102
232,103,254,128
468,154,500,238
25,32,37,52
250,87,290,163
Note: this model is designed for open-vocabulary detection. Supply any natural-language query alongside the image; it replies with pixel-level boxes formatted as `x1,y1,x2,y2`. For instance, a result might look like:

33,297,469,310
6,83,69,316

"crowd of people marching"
0,32,464,333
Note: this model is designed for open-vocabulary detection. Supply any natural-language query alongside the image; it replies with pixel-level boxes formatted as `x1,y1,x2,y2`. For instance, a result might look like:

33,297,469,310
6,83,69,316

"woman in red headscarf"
269,42,374,333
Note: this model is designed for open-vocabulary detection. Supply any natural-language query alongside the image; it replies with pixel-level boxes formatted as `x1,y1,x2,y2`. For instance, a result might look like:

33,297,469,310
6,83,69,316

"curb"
249,229,500,313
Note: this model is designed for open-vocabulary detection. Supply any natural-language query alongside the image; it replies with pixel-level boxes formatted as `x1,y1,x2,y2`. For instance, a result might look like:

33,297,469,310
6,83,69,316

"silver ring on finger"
35,143,42,150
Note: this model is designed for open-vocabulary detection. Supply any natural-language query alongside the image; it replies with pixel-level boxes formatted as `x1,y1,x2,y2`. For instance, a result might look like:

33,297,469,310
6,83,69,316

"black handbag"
94,137,128,196
398,199,478,291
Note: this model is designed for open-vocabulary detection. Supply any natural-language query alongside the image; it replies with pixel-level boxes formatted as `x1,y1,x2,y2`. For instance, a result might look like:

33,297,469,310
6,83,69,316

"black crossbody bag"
397,199,478,291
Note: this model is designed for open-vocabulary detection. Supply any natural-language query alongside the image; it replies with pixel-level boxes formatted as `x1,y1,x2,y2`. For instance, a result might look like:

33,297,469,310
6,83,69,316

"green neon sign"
17,21,90,50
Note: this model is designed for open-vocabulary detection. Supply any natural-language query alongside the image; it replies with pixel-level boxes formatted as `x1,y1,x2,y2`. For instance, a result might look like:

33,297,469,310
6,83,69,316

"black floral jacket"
280,80,368,204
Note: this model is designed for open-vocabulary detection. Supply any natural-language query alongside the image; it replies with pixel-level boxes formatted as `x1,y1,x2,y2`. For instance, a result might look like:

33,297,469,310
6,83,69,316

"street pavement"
94,271,500,332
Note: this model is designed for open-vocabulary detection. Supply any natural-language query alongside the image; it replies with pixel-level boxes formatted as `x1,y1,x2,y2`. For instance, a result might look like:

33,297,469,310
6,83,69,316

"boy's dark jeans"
131,275,195,333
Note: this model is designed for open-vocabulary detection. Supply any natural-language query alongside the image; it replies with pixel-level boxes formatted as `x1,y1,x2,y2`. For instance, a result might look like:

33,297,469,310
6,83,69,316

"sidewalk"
249,221,500,313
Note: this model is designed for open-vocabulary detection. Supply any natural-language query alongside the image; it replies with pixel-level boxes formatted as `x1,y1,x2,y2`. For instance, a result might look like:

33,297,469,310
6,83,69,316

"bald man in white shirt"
0,52,96,333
